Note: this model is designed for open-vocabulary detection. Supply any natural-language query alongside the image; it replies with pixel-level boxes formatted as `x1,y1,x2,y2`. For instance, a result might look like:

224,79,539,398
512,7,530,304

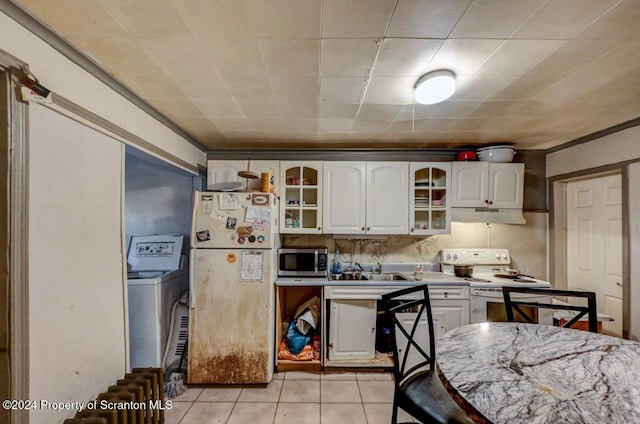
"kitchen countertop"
275,271,467,287
437,323,640,424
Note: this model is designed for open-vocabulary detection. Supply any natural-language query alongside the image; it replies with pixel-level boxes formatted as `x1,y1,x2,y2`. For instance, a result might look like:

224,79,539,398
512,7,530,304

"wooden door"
567,174,623,336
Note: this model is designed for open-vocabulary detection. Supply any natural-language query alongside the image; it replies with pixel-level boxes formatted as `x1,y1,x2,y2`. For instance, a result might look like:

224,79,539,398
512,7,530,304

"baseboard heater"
63,367,165,424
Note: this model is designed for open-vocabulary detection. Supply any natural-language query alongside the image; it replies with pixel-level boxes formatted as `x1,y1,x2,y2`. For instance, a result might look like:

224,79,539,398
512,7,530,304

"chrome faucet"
372,262,382,274
354,262,365,271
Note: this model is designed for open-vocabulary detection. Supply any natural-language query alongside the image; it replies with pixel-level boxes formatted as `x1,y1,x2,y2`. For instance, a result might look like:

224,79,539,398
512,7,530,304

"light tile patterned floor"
166,371,420,423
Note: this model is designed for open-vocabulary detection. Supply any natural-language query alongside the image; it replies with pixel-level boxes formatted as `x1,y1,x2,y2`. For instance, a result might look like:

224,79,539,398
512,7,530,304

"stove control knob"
501,253,508,261
446,253,451,260
495,253,500,259
453,253,458,260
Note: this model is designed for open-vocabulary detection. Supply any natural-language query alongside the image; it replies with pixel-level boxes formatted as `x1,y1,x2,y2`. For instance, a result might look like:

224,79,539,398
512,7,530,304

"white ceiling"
15,0,640,151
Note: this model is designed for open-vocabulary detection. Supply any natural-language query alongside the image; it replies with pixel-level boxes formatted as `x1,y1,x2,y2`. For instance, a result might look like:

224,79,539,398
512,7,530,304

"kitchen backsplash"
282,212,548,280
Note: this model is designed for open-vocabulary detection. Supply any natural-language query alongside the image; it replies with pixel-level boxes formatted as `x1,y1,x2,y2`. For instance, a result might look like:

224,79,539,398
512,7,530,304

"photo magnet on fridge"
196,230,210,242
226,217,237,229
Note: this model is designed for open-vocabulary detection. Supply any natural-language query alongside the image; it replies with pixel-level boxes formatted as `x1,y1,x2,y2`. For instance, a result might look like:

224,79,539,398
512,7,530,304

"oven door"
470,287,553,325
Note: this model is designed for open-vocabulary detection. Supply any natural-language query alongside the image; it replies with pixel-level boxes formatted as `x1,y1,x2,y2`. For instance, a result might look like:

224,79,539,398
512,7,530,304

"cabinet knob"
444,292,449,298
318,227,321,231
410,228,414,232
484,200,489,204
488,201,493,205
361,227,365,231
366,227,370,231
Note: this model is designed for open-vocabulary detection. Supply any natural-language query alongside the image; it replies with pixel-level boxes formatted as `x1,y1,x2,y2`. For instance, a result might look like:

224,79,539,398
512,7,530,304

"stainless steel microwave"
278,248,328,277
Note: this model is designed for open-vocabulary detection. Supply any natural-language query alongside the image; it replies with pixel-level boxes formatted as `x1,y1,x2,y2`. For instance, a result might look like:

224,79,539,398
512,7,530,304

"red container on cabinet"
457,151,477,161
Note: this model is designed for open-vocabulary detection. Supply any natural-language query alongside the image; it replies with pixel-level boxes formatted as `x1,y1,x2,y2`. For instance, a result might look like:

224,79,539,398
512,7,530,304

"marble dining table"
436,322,640,424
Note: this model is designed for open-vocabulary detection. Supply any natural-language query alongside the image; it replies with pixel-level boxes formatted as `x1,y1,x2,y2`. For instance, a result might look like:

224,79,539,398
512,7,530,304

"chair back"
381,284,435,385
502,287,598,333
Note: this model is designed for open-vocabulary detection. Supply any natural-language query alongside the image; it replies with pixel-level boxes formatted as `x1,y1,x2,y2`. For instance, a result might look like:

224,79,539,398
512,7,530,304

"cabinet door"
451,162,489,208
323,162,366,234
245,160,280,193
488,163,524,209
206,160,244,190
207,160,279,192
410,162,451,235
280,161,323,234
328,299,377,360
431,300,470,332
395,312,445,373
394,301,467,373
366,162,409,234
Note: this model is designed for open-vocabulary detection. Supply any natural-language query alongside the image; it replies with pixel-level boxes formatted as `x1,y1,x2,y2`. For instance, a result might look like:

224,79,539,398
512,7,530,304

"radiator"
64,367,165,424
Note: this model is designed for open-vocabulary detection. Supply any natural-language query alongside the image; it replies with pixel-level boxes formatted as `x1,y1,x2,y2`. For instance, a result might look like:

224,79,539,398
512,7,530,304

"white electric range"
440,249,552,324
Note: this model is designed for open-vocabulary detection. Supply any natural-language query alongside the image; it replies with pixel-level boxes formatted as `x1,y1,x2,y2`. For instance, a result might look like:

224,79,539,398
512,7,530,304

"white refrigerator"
188,191,279,384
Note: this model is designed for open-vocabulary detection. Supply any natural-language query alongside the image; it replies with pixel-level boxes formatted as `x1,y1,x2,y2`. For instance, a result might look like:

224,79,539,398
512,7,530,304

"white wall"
0,10,205,172
28,104,126,423
0,10,211,421
546,126,640,178
547,125,640,340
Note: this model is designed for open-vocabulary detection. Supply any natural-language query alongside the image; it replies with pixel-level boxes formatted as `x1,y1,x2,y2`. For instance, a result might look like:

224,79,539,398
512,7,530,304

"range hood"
451,208,526,224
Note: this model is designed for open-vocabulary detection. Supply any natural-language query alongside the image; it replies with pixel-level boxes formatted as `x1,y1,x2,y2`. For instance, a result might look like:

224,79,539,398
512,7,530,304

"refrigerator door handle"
189,253,196,309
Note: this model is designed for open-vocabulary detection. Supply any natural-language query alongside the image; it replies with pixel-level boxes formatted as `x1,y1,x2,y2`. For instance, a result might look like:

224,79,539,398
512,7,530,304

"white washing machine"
127,234,189,369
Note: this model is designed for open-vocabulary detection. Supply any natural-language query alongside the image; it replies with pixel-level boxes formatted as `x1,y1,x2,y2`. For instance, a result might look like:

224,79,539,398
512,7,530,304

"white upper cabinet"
207,160,280,192
451,162,524,209
206,160,244,190
489,163,524,208
323,161,408,234
409,163,451,235
366,162,409,234
323,162,366,234
280,161,323,234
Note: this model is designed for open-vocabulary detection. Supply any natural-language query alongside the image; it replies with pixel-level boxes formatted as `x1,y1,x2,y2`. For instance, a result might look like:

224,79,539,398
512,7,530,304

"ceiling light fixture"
414,70,456,105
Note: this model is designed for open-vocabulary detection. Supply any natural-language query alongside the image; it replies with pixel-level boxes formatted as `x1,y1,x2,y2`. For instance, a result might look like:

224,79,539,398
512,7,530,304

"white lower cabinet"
431,300,469,336
327,299,377,360
323,285,469,367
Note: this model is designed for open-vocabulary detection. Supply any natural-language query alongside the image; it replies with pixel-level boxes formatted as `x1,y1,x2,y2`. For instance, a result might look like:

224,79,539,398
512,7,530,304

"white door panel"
323,162,366,234
567,174,622,336
328,299,376,360
366,162,409,234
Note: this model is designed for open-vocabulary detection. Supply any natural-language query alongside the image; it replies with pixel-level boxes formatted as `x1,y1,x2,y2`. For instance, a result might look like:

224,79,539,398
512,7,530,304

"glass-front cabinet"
409,162,451,235
279,161,323,234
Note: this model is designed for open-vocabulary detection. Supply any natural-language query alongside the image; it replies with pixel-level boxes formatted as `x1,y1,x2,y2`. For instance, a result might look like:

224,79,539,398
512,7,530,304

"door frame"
549,165,629,338
1,62,30,423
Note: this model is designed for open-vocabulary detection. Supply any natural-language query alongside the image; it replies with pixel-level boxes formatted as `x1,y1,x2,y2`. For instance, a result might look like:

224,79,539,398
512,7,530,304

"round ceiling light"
414,70,456,105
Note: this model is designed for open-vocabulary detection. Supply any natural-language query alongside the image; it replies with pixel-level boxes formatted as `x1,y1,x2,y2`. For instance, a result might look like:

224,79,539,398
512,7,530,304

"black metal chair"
502,287,598,333
381,284,474,424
